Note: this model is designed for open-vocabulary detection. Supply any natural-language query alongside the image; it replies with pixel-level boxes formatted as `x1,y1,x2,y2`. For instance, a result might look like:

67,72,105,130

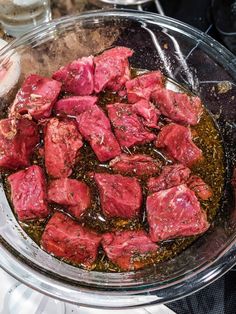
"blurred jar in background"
0,0,51,37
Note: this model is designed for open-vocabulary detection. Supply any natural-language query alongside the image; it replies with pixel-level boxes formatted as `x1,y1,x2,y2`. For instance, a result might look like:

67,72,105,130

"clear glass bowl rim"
0,9,236,308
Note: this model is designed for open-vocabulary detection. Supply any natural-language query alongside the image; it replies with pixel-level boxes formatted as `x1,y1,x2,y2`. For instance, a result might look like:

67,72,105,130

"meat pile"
1,46,213,272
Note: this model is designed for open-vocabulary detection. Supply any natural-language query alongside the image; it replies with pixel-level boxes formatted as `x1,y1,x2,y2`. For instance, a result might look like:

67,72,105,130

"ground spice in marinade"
0,70,225,272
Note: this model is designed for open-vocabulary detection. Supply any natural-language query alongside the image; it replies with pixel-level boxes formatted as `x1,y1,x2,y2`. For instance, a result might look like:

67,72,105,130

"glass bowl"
0,9,236,309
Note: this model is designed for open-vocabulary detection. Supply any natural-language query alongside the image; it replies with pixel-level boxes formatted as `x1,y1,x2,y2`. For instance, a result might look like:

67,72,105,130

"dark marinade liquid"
1,70,225,272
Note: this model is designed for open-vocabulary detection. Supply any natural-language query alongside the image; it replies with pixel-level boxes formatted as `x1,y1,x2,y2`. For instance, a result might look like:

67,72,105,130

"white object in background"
13,0,43,6
0,38,20,97
0,267,175,314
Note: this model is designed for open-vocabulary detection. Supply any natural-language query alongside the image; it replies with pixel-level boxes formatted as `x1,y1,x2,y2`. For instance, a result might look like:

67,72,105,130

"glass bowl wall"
0,10,236,308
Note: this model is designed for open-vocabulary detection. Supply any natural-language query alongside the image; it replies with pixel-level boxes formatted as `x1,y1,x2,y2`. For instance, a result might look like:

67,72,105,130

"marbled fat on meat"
10,74,61,120
126,71,164,103
52,56,94,96
94,46,133,93
147,184,209,242
132,99,160,129
44,118,83,178
0,118,39,169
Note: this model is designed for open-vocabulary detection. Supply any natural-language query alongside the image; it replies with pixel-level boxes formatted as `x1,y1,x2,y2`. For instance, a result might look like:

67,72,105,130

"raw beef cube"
107,103,156,148
76,105,121,162
102,230,158,271
52,56,94,96
132,100,160,128
54,96,97,116
147,164,191,193
156,123,203,167
44,118,83,178
0,118,39,169
147,184,209,242
106,58,131,92
41,212,101,267
109,154,161,177
126,71,164,103
94,173,142,218
48,178,90,207
188,175,212,200
94,46,133,93
48,178,90,219
152,88,203,126
10,74,61,120
8,165,49,221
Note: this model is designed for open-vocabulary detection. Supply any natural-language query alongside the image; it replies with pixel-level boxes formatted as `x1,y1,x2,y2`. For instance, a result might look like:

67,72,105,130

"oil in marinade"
1,72,225,272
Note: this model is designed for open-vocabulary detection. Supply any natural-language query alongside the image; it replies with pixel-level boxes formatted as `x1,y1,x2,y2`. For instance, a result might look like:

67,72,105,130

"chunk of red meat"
156,123,202,167
106,59,131,92
188,175,212,200
52,56,94,96
44,118,83,178
94,47,133,93
41,212,101,267
102,230,158,271
132,100,160,128
48,178,90,206
109,154,161,177
107,103,156,148
48,178,90,219
147,184,209,242
94,173,142,218
10,74,61,120
0,118,39,169
126,71,164,103
76,105,121,162
152,88,203,126
8,165,49,221
147,164,191,193
54,96,97,116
